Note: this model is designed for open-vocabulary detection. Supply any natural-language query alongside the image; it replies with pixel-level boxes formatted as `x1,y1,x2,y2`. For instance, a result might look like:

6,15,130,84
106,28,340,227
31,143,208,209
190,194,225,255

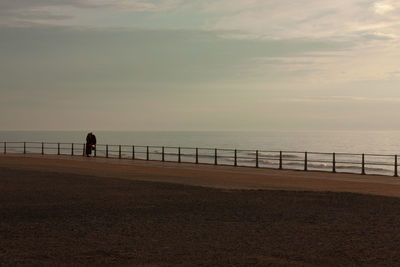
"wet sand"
1,154,400,266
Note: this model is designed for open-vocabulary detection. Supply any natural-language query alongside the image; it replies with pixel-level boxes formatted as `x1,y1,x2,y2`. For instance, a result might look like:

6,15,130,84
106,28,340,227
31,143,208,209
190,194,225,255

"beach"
1,154,400,265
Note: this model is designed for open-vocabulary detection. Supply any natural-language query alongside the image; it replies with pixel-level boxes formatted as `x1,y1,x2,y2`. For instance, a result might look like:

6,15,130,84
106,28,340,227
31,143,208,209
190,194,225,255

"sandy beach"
1,154,400,266
2,154,400,197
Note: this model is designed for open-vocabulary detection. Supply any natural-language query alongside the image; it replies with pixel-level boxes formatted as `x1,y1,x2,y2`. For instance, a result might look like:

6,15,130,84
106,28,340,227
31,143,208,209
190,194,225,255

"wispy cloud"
277,96,400,103
0,0,182,27
374,1,396,15
0,0,182,11
3,0,400,44
1,1,400,85
194,0,400,43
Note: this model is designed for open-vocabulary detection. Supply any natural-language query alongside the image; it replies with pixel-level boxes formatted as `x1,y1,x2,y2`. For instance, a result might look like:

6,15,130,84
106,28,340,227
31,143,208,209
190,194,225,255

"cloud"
2,0,400,86
277,96,400,103
361,32,397,40
0,26,351,85
2,0,400,45
374,1,396,15
0,0,182,27
82,0,183,11
0,0,181,10
194,0,400,44
387,70,400,79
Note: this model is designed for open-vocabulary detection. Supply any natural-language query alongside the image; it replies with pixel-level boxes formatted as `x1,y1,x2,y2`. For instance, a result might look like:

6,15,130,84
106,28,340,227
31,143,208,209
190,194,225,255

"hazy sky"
1,0,400,131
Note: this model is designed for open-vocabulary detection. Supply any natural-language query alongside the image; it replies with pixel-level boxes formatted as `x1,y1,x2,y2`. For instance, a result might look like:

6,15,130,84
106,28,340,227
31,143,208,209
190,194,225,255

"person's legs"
86,143,91,156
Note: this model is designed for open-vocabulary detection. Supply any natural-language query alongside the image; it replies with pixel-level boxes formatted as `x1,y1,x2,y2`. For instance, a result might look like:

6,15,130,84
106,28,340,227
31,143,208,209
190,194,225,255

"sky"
1,0,400,131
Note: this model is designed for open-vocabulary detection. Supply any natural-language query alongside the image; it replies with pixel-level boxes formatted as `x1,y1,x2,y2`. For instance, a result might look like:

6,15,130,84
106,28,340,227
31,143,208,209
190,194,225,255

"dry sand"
1,154,400,197
1,154,400,266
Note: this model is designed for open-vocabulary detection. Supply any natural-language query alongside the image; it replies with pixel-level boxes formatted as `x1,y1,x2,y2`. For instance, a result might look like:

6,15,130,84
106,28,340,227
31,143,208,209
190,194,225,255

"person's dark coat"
90,134,96,146
86,133,94,156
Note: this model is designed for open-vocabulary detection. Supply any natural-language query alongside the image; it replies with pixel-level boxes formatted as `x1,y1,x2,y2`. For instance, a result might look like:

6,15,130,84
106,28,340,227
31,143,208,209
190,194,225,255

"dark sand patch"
1,167,400,266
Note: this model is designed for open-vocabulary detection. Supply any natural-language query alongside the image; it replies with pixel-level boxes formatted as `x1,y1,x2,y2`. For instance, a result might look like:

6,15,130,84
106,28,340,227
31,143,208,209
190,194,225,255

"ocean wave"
246,151,276,157
245,152,302,159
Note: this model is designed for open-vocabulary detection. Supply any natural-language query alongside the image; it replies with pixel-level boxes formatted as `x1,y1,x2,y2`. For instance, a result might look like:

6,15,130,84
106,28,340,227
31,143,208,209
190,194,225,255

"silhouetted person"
86,132,97,156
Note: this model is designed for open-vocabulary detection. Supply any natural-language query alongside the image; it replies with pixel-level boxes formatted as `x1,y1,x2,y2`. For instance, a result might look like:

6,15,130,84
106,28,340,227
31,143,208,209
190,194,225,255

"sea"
1,130,400,176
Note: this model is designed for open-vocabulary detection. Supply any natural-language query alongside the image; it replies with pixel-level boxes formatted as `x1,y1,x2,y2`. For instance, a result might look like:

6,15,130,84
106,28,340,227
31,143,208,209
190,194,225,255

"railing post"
42,142,44,155
304,152,308,171
361,153,366,175
4,141,6,154
195,148,198,164
214,148,217,165
94,145,96,157
71,143,74,156
23,142,26,154
132,146,135,160
234,149,237,166
57,143,60,155
162,146,165,162
394,155,398,177
106,145,109,158
82,144,85,156
146,146,149,161
256,150,259,168
332,153,336,173
178,147,181,163
119,145,121,159
279,151,283,169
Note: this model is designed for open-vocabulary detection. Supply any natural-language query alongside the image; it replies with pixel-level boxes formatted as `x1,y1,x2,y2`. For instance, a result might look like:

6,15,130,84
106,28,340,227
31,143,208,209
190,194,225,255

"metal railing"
1,141,399,177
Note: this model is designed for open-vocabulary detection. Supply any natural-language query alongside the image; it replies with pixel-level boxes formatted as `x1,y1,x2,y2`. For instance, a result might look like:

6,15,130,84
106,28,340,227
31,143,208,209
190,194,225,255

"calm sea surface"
1,130,400,175
1,130,400,154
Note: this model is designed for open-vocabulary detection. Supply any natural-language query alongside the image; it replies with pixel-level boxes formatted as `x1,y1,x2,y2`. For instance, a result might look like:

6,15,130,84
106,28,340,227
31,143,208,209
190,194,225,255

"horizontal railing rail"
1,141,399,177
